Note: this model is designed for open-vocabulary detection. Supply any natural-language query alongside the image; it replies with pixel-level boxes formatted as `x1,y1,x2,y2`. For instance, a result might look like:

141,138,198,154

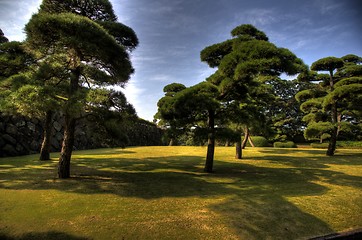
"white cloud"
314,0,342,15
0,0,41,41
237,8,280,26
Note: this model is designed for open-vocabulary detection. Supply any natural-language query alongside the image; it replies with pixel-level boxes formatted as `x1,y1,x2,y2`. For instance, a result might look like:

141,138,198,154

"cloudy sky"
1,0,361,121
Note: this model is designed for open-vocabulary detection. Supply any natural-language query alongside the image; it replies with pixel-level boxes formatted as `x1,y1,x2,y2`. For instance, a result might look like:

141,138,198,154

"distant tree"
0,29,8,43
296,54,362,156
201,24,306,159
155,83,186,146
155,82,220,172
266,78,312,142
25,0,138,178
176,82,220,172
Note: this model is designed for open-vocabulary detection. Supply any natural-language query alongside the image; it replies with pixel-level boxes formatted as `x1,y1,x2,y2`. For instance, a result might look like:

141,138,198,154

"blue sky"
1,0,361,121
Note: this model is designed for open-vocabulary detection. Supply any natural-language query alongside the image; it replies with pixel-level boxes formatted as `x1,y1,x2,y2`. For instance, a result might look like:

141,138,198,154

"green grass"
0,146,362,240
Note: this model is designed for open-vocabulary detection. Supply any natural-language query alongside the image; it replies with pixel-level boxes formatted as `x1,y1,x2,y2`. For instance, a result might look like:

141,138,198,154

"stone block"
3,144,17,156
2,134,17,145
6,124,18,135
53,121,62,132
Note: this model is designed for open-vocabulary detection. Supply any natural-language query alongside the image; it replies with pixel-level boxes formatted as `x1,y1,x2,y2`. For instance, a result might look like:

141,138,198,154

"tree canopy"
297,54,362,155
22,0,138,178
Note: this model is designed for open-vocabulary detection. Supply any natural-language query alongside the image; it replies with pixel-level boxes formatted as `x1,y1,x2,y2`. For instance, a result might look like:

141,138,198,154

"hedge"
242,136,270,147
311,141,362,149
273,141,297,148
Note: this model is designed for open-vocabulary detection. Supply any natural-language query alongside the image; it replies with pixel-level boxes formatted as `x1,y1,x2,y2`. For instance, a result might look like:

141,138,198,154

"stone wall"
0,113,93,157
0,112,165,157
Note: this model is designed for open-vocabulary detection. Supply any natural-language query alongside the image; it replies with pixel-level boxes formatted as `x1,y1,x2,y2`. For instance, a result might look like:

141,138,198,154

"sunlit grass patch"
0,146,361,239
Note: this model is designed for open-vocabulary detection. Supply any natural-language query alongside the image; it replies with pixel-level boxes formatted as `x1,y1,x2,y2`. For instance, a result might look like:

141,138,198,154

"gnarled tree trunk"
39,110,53,161
58,64,80,178
241,127,249,149
204,110,215,173
58,115,76,178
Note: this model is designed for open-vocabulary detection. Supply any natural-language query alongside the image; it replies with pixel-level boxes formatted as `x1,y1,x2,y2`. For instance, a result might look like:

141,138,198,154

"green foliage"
297,54,362,155
0,41,34,79
341,54,362,64
304,122,334,140
311,141,362,149
25,13,133,84
273,141,297,148
231,24,269,41
39,0,118,21
0,28,8,43
241,136,270,147
163,83,186,96
336,141,362,148
311,57,344,72
310,142,329,149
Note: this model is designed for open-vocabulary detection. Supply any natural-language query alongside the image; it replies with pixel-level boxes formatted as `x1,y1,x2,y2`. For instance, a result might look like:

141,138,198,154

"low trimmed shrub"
243,136,270,147
310,143,329,149
337,141,362,148
273,141,297,148
311,141,362,149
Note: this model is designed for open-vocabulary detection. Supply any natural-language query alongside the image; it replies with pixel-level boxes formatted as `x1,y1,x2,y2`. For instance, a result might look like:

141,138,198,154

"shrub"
337,141,362,148
242,136,270,147
310,143,329,149
310,141,362,149
273,141,297,148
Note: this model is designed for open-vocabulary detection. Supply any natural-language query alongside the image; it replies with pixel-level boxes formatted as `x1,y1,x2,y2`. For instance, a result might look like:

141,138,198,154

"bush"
310,141,362,149
337,141,362,148
242,136,270,147
273,141,297,148
310,143,329,149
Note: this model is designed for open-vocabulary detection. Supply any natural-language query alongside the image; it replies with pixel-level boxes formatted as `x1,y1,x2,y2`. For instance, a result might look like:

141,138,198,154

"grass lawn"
0,146,361,240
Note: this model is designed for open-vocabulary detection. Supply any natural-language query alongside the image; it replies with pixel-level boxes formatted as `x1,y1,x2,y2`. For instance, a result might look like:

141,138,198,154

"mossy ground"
1,146,361,239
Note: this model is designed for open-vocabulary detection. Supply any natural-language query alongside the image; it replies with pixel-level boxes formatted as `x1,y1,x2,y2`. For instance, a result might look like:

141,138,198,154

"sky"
0,0,361,121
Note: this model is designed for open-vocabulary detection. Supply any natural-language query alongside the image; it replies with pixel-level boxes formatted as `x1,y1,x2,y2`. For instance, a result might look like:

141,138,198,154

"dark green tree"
0,29,8,43
25,0,138,178
155,82,220,172
154,83,187,146
296,55,362,156
201,24,306,159
266,78,312,142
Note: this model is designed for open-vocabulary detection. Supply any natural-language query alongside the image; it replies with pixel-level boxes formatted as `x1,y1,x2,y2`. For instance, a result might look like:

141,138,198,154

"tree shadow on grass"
1,148,361,239
0,231,89,240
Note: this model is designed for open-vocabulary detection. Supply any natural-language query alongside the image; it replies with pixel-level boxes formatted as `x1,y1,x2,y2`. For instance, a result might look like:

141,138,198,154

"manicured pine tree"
155,83,187,146
296,55,362,156
155,82,220,172
201,24,306,159
25,0,138,178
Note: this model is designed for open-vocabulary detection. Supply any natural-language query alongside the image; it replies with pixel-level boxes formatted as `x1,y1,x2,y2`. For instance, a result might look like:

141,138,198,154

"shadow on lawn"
1,148,361,239
0,231,89,240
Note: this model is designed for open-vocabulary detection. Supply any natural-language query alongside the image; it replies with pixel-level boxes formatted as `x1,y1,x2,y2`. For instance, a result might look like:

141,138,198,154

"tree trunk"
39,110,53,161
326,70,338,156
327,104,338,156
235,139,242,159
241,127,249,149
248,136,255,147
327,127,337,156
58,115,76,178
58,62,80,178
204,110,215,173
